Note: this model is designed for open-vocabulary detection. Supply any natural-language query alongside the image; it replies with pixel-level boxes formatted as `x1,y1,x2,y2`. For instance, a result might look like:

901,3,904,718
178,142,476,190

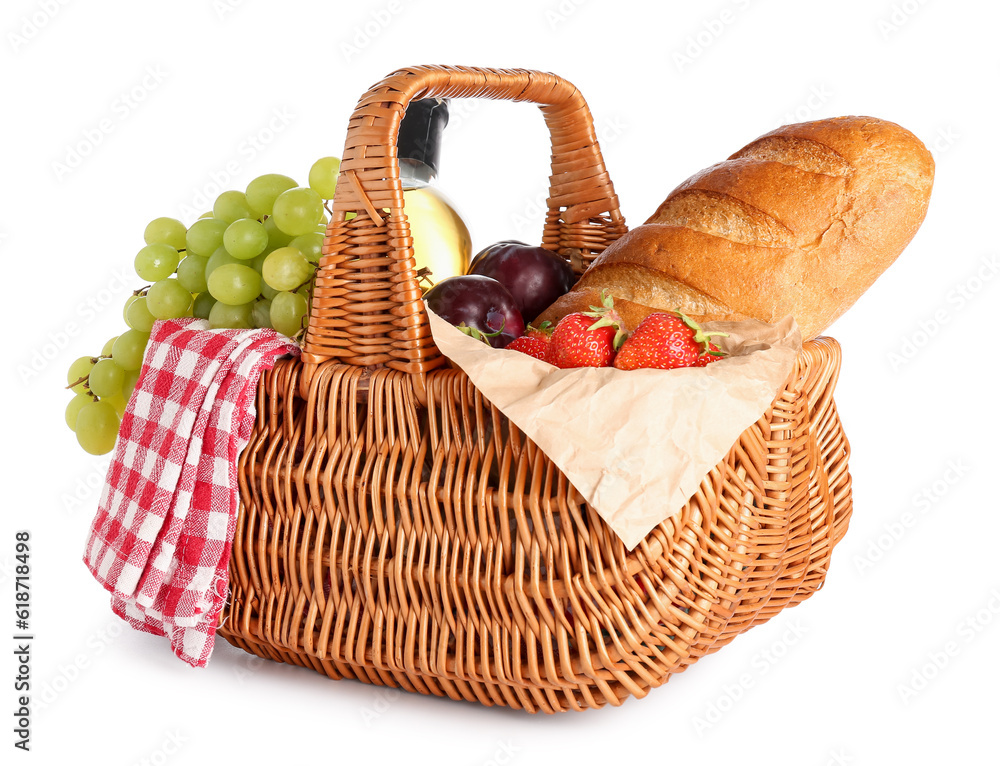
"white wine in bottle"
397,98,472,287
402,185,472,287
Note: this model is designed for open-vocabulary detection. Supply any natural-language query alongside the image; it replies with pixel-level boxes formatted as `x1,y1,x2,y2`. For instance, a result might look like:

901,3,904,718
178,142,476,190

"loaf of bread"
538,116,935,340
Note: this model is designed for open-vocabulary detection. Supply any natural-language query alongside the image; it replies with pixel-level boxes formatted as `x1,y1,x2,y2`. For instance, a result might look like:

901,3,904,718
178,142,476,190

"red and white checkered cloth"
83,318,299,667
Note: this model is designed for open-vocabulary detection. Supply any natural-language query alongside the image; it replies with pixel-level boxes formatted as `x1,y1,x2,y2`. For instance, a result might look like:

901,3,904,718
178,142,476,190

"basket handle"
301,64,627,375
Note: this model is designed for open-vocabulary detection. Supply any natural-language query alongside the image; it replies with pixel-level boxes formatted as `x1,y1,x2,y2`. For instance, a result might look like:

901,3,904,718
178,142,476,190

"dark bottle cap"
397,97,450,176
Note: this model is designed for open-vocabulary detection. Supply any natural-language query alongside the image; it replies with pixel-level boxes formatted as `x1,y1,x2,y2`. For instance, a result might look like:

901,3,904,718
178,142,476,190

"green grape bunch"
65,156,343,456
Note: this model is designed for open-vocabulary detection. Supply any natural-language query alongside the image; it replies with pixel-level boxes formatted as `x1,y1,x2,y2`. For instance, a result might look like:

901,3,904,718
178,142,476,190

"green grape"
262,247,315,291
125,296,156,333
270,291,309,337
177,254,209,294
144,217,187,250
288,232,324,264
121,368,141,400
67,356,95,393
123,294,138,323
249,249,269,273
251,298,273,329
271,187,324,236
223,218,268,260
308,157,341,199
205,246,240,280
208,263,261,306
102,336,118,356
245,173,297,217
213,190,255,223
65,393,92,431
75,400,120,456
185,217,229,257
192,291,217,320
88,358,124,398
135,243,180,282
112,330,150,371
146,279,192,319
103,392,127,418
263,215,293,250
261,282,278,301
208,300,254,329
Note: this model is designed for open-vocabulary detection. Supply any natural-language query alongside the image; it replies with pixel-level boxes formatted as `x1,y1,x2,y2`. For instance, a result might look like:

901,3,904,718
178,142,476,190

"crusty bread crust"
537,116,935,339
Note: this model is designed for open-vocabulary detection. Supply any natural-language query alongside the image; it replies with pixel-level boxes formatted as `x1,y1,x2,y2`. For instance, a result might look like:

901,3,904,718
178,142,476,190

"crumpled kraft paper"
426,309,803,550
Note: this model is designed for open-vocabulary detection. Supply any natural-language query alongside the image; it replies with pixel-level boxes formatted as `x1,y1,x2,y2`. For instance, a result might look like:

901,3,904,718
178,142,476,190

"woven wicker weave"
218,65,853,713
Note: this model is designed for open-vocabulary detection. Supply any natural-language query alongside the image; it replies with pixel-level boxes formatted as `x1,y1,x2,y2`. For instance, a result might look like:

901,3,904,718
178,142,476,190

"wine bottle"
397,97,472,288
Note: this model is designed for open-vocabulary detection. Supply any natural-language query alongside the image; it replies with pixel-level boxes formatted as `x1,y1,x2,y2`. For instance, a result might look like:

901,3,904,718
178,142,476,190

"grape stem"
415,266,434,290
65,354,112,390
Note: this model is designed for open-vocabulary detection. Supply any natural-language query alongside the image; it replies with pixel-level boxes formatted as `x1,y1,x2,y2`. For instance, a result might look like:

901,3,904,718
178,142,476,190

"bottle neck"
397,97,449,187
398,157,436,188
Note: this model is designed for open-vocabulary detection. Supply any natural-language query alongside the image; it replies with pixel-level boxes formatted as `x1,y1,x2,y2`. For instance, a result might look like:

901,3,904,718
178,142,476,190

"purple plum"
468,241,576,323
424,274,524,348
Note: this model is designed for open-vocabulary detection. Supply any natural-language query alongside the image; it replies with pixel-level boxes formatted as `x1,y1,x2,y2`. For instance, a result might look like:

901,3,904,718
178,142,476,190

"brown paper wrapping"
426,309,803,550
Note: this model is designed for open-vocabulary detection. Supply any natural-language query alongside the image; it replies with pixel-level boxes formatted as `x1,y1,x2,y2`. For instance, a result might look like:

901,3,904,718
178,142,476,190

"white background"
3,0,998,764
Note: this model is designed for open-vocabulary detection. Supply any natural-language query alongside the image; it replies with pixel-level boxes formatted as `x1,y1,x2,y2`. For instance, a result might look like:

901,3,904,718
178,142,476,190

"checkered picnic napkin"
83,318,299,667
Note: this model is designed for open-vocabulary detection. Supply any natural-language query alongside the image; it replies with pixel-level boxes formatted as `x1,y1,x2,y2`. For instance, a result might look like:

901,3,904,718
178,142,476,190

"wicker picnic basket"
217,65,853,713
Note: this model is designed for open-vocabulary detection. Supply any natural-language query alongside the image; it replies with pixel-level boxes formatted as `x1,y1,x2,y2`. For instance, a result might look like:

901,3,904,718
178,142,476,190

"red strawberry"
693,342,724,367
546,292,626,368
507,335,547,359
507,322,553,360
507,335,549,359
613,312,728,370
